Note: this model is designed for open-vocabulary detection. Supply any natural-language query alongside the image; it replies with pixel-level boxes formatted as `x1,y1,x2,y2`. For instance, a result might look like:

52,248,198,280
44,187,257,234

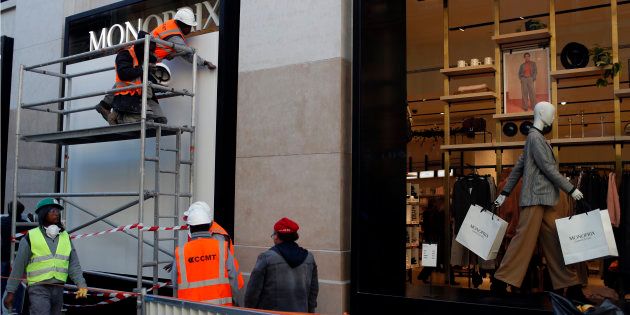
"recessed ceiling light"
440,112,445,115
458,28,465,31
519,16,525,20
560,101,567,105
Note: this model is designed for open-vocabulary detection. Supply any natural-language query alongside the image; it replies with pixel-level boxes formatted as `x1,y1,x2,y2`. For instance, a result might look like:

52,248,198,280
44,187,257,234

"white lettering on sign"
88,1,219,51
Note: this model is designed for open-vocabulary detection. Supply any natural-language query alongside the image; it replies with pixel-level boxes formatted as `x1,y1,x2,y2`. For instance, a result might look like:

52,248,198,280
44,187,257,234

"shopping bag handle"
479,203,498,220
569,199,592,220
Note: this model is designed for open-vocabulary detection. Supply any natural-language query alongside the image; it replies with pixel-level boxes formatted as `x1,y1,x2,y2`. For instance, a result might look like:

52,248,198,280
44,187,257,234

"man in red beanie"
244,217,318,313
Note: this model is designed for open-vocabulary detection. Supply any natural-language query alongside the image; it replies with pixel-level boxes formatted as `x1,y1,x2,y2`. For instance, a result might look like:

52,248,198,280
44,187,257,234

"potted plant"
590,46,622,87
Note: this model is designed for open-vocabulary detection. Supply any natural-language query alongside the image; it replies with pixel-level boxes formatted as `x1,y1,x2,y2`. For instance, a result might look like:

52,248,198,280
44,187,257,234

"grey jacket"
6,227,86,292
244,248,318,313
502,127,575,207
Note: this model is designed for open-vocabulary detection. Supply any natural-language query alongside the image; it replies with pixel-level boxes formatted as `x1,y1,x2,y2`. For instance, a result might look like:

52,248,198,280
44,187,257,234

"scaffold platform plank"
21,122,192,145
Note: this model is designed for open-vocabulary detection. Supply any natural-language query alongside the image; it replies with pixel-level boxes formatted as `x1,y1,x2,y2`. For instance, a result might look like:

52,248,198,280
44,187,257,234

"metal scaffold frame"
10,34,199,309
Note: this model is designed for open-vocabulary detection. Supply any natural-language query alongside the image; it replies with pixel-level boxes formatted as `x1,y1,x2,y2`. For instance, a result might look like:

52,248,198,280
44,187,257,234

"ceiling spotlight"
458,27,465,31
519,16,525,20
560,101,567,105
440,112,445,115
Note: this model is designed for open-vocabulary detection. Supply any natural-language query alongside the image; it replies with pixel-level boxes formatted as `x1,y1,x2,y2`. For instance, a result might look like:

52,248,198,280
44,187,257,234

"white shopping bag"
556,209,618,265
455,204,508,260
422,243,438,267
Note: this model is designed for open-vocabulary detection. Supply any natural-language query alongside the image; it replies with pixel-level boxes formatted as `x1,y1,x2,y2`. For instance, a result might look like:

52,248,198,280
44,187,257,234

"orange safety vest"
175,238,233,305
151,19,185,61
114,46,142,96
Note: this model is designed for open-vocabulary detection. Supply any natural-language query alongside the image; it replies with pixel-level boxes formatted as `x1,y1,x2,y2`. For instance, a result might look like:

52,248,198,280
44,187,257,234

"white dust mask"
45,224,60,239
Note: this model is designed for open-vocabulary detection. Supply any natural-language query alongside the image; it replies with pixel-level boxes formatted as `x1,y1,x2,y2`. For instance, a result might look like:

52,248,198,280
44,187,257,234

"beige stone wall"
234,1,352,314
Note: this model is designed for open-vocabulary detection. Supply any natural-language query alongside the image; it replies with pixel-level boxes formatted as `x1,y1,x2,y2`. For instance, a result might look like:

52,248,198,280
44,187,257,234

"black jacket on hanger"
452,175,492,235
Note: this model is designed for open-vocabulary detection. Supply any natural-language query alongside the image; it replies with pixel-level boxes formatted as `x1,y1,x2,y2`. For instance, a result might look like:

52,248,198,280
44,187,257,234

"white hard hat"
184,201,213,223
154,63,171,85
174,8,198,27
187,207,211,226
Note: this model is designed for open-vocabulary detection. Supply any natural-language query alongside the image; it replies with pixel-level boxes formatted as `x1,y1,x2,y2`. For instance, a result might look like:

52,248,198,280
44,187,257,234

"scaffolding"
10,35,198,307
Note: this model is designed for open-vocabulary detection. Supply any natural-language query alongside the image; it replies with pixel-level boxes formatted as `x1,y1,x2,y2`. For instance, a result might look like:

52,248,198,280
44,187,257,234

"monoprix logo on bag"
568,231,596,242
470,224,489,239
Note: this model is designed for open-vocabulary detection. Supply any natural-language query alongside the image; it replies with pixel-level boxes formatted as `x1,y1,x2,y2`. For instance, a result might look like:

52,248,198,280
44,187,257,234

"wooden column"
442,0,452,283
549,0,560,161
494,0,502,178
611,0,622,185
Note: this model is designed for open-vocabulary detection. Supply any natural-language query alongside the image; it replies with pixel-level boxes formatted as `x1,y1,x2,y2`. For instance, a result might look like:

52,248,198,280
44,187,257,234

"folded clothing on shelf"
456,83,490,94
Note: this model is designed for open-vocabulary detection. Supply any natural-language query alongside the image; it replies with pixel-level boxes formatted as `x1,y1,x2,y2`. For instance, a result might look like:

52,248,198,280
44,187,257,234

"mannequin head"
533,101,556,130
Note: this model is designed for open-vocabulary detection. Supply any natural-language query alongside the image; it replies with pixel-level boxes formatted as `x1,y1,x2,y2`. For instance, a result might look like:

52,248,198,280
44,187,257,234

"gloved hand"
204,60,216,70
571,188,584,201
163,262,173,272
75,288,88,299
494,195,506,207
3,292,14,309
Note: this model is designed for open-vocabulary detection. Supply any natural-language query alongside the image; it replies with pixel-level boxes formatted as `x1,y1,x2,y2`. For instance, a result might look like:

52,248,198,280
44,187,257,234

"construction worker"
110,30,167,124
95,7,215,124
244,217,319,313
3,198,88,315
172,203,244,306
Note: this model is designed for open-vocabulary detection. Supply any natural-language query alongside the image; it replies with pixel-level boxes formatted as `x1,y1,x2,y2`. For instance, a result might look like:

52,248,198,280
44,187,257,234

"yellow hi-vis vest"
25,228,71,285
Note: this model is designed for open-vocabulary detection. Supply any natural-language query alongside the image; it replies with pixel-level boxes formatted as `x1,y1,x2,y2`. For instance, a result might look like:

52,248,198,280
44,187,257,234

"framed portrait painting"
503,48,551,113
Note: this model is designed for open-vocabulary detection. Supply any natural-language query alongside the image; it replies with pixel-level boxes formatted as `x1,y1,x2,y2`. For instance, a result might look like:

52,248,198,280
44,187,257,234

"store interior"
405,0,630,305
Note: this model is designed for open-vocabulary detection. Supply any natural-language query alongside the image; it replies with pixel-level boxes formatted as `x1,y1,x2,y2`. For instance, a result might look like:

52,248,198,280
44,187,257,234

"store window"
353,0,630,313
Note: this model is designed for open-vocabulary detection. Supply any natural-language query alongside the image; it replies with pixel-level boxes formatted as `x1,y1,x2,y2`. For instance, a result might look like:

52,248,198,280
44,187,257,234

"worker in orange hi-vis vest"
95,7,215,125
172,203,244,306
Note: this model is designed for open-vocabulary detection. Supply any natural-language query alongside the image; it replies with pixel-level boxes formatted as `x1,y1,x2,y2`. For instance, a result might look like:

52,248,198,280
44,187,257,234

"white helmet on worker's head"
187,207,211,226
184,201,213,224
154,63,171,86
174,7,198,27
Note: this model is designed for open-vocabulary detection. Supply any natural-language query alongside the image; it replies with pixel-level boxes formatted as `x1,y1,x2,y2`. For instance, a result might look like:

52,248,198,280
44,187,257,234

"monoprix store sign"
66,0,219,56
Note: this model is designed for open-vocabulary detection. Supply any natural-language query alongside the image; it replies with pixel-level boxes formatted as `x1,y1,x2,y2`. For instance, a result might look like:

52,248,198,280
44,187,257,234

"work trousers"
520,77,536,110
28,284,64,315
494,205,580,290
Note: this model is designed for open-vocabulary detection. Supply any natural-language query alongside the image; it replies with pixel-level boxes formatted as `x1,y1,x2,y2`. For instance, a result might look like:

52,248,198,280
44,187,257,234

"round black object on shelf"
560,42,589,69
502,122,518,137
520,121,534,136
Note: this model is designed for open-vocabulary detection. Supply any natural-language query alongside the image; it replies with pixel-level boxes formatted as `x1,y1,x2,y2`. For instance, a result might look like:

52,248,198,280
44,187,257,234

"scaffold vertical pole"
10,65,25,262
62,77,72,224
189,52,198,203
137,35,151,314
152,126,161,294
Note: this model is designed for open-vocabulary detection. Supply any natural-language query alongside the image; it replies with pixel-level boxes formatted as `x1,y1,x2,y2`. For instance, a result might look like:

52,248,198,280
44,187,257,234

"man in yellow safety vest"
3,198,88,315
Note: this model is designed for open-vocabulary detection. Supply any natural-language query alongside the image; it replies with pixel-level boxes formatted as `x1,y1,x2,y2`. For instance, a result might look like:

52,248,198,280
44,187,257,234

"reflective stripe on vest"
176,238,233,304
151,19,185,61
26,228,71,285
114,46,142,96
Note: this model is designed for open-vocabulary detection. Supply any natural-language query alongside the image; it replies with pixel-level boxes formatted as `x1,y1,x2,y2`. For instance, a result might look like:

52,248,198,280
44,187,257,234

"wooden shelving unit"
440,142,494,151
492,111,534,121
617,135,630,143
550,136,616,147
550,67,603,79
495,141,526,149
615,88,630,99
491,29,551,46
439,92,496,103
440,65,496,77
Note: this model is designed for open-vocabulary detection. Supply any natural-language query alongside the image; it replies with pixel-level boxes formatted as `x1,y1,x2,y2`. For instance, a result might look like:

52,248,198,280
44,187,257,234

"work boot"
95,102,111,122
490,278,508,296
565,285,594,304
107,110,119,126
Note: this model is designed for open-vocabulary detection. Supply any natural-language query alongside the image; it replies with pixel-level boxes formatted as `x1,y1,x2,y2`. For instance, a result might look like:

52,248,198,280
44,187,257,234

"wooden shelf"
550,67,603,79
440,65,496,77
495,141,526,149
493,111,534,121
617,135,630,143
551,136,616,146
440,92,496,103
440,142,494,151
491,29,551,46
615,88,630,99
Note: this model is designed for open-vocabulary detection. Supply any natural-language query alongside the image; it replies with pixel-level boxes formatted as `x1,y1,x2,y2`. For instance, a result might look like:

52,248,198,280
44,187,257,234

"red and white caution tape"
14,223,189,240
64,281,170,308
